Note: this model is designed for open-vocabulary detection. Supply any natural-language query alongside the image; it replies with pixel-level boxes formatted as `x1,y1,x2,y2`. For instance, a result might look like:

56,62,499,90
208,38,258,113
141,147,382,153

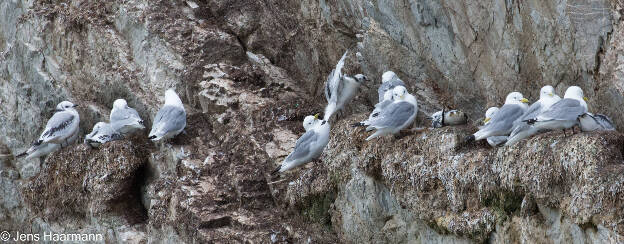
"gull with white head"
579,113,616,132
525,86,588,136
377,71,406,103
148,89,187,141
465,92,529,142
505,85,561,146
273,115,330,173
110,99,145,135
17,101,80,159
353,86,418,140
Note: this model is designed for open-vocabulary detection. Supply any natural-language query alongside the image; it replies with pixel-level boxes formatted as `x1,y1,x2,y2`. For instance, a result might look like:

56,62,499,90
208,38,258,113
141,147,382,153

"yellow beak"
314,113,319,120
583,97,589,102
484,117,491,123
549,93,554,97
400,95,405,99
520,98,529,103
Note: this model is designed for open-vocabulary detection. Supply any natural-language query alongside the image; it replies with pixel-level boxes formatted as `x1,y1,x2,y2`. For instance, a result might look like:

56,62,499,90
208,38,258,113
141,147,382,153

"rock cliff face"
1,0,624,243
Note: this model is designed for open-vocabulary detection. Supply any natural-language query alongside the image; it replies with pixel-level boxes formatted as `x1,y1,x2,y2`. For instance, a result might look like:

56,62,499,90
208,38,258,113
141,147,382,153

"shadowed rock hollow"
1,0,624,243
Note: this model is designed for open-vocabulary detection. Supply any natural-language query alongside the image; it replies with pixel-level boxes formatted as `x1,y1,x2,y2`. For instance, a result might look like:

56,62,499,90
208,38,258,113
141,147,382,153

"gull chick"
17,101,80,159
430,109,468,128
148,89,187,141
480,107,507,147
377,71,406,102
579,113,616,132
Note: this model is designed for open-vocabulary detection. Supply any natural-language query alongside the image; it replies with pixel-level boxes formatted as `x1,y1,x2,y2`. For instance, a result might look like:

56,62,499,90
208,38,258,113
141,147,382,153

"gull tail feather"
271,165,282,175
324,103,337,121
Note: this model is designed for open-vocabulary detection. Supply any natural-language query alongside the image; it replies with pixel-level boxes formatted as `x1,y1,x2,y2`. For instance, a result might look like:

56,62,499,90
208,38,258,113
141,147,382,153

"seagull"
110,99,145,135
36,101,80,145
353,86,418,140
84,122,124,148
430,109,468,128
377,71,406,102
579,113,616,132
303,114,320,131
505,85,561,146
464,92,529,142
354,71,407,127
482,107,499,126
17,101,80,159
479,107,506,147
324,51,368,120
524,86,588,136
148,89,187,141
272,116,331,173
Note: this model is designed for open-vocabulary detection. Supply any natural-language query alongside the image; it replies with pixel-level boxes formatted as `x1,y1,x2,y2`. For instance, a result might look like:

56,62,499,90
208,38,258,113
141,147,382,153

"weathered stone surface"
22,141,147,220
288,116,624,243
1,0,624,243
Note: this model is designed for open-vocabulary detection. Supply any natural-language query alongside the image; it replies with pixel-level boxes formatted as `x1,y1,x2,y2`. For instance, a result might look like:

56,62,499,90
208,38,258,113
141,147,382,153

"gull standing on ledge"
358,71,407,126
16,101,80,159
273,115,330,173
148,89,187,141
110,99,145,135
464,92,529,142
525,86,588,136
353,86,418,141
324,51,368,121
505,85,561,146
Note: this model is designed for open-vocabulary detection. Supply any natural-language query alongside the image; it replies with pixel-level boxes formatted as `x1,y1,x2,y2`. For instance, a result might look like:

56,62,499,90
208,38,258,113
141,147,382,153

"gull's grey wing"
111,107,141,122
41,111,76,140
537,99,584,121
484,104,525,134
520,101,542,121
377,79,406,102
512,101,542,128
594,114,616,130
285,130,318,162
154,105,186,134
369,101,415,128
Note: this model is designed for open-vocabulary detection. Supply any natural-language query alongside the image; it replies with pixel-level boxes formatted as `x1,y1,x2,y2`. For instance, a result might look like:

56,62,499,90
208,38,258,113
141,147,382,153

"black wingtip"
463,135,475,143
351,122,365,128
33,140,43,146
271,165,282,175
148,135,157,140
15,152,27,158
524,119,537,125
